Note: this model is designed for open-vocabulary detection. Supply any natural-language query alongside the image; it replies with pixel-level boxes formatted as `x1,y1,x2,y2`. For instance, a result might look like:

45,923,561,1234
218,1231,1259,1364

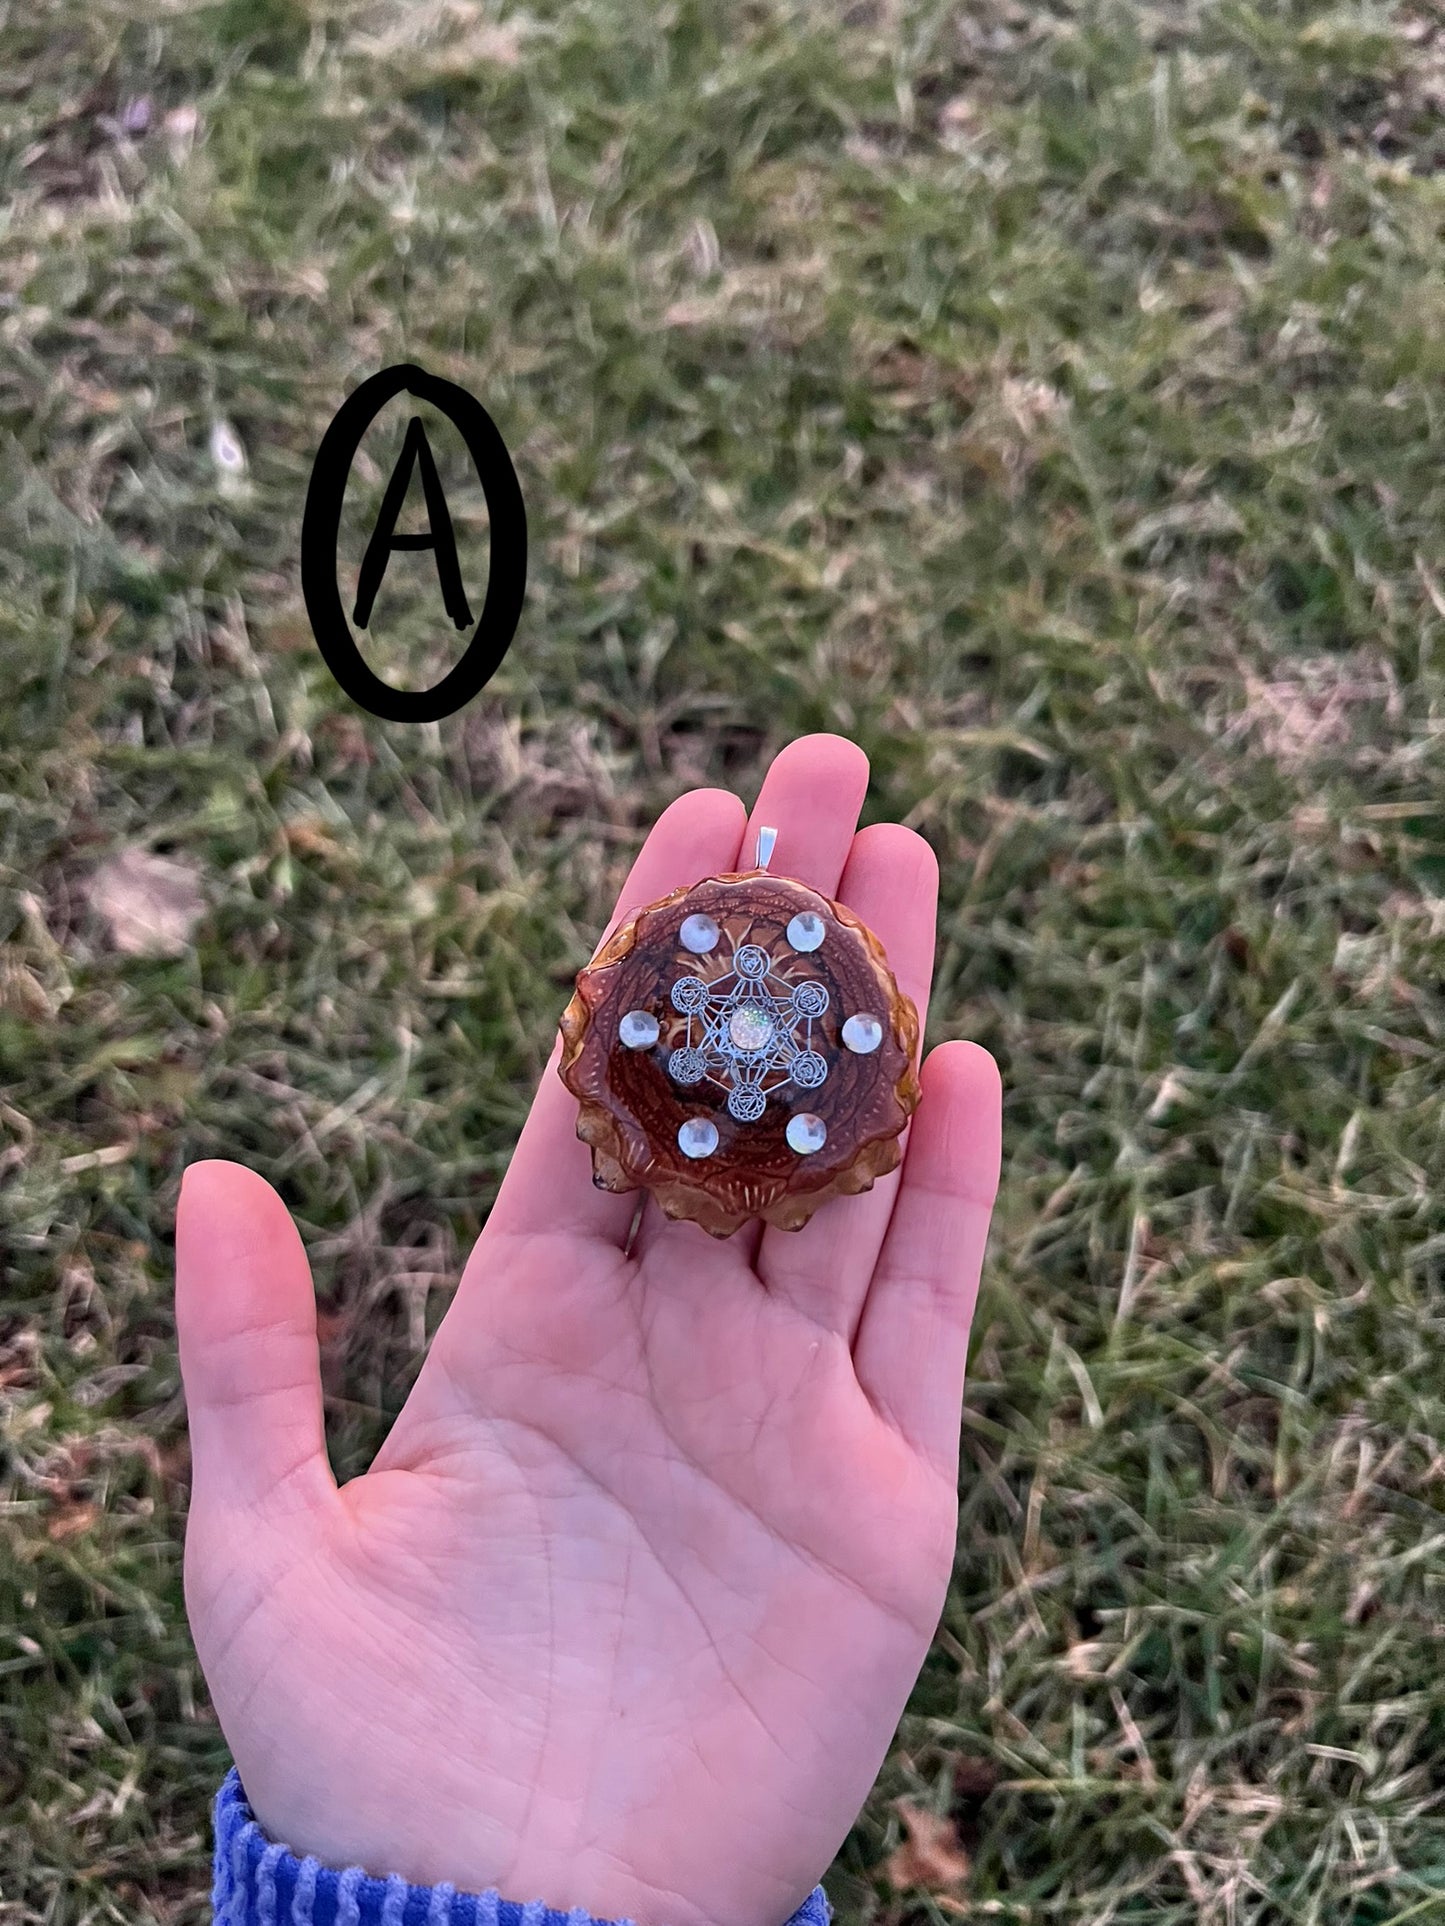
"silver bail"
754,825,778,872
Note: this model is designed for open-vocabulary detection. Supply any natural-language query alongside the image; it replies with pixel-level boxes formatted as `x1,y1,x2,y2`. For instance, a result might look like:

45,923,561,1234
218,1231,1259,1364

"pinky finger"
849,1041,1003,1484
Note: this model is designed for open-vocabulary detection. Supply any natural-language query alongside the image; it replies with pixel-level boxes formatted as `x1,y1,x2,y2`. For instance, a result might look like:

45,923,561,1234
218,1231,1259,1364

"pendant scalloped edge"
556,871,922,1237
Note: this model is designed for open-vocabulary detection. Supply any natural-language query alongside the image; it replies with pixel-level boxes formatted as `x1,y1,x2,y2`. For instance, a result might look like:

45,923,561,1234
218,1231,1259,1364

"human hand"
175,734,1002,1926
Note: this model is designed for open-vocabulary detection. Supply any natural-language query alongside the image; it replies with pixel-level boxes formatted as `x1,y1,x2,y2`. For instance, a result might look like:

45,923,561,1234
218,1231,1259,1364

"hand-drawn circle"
300,363,527,723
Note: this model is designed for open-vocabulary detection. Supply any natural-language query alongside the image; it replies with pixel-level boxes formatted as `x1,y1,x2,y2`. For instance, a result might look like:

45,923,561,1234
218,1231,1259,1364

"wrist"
214,1768,834,1926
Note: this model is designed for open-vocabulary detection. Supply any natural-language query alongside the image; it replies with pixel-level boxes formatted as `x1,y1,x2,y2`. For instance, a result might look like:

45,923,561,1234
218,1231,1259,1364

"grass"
2,0,1444,1919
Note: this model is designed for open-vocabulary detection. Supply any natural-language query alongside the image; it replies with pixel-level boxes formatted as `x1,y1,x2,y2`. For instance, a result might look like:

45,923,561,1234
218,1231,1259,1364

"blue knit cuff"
212,1767,834,1926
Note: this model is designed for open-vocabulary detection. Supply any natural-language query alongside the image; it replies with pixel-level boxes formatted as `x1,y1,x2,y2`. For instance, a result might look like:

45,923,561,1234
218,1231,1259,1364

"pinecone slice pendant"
558,828,922,1237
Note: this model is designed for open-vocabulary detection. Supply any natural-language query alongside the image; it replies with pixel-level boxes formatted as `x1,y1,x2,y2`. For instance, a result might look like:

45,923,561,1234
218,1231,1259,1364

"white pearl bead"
841,1013,883,1054
677,1117,719,1159
618,1010,660,1049
679,914,720,954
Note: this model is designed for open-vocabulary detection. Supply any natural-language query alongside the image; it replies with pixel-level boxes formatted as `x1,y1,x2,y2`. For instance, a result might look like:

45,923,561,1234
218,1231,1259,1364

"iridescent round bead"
841,1013,883,1054
677,1117,719,1159
728,1004,774,1052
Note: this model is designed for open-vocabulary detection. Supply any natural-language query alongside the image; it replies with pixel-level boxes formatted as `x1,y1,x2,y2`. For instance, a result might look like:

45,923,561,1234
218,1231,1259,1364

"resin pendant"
558,828,922,1237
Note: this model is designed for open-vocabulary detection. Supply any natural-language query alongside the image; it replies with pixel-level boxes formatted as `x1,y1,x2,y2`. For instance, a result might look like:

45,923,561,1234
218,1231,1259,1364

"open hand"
176,734,1002,1926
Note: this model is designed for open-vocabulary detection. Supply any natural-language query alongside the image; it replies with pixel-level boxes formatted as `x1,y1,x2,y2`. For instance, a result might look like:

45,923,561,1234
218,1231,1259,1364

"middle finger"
630,731,872,1271
754,819,938,1337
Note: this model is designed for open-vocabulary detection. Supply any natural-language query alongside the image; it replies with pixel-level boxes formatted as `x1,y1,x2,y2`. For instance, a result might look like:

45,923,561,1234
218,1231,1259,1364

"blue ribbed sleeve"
212,1768,834,1926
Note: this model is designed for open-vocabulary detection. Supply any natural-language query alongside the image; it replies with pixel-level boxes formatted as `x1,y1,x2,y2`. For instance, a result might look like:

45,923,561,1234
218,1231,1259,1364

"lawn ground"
2,1,1444,1921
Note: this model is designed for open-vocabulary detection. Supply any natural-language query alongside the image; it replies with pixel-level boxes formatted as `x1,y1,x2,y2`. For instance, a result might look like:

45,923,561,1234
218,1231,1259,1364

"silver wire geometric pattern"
668,941,831,1123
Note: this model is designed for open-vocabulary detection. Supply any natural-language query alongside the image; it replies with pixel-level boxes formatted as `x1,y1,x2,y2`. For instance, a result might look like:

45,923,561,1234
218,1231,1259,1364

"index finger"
484,786,747,1246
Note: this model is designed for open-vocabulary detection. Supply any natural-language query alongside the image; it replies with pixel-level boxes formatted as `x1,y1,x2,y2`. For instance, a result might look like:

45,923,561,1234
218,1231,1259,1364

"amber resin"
558,868,921,1237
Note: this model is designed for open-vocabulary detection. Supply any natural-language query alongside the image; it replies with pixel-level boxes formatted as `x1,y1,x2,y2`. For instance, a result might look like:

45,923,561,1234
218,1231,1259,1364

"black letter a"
352,416,474,631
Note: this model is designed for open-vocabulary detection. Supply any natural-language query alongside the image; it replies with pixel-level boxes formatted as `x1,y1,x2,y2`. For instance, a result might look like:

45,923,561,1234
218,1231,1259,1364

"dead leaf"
949,1756,1001,1800
884,1800,971,1893
469,21,524,64
47,1500,101,1542
431,20,525,70
59,1142,134,1174
282,818,347,863
86,849,205,958
663,297,717,328
317,713,375,765
0,957,56,1021
1001,374,1066,432
1062,1638,1109,1678
315,1306,352,1348
1222,926,1252,969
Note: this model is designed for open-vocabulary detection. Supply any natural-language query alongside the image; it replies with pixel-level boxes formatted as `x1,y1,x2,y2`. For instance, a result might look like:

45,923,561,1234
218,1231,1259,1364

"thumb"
174,1159,339,1523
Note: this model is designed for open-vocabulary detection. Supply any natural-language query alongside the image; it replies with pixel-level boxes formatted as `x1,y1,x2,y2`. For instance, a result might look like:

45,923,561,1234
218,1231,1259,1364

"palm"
177,738,1001,1926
